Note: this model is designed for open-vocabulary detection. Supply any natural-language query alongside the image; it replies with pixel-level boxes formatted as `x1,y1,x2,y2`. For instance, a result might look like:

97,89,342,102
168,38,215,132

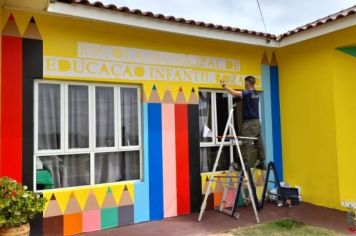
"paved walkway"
84,203,349,235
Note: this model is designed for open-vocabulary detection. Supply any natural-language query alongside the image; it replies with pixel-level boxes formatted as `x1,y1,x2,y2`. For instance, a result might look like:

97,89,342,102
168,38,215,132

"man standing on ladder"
221,76,266,170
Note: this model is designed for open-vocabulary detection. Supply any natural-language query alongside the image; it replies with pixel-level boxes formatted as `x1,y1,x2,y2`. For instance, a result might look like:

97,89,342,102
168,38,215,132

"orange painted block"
214,192,223,209
64,213,82,235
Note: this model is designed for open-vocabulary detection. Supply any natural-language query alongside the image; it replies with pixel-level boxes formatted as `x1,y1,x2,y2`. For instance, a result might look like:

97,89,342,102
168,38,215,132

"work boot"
255,161,267,171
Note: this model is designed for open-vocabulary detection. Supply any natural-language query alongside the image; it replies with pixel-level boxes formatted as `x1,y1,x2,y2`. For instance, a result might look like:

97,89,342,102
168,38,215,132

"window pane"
95,151,140,184
121,88,139,146
216,92,229,137
38,84,61,150
96,87,115,147
199,92,213,142
200,146,231,172
36,154,90,189
68,85,89,148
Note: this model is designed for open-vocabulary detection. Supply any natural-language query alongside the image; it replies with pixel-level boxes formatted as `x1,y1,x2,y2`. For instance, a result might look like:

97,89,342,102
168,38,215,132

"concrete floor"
84,203,350,236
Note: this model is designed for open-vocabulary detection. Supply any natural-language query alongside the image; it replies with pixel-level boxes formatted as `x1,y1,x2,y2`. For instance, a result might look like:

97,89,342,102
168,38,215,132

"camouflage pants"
240,119,265,167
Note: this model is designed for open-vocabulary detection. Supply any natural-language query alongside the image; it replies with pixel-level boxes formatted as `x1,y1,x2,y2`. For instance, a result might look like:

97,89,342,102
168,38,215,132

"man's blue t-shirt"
242,90,260,120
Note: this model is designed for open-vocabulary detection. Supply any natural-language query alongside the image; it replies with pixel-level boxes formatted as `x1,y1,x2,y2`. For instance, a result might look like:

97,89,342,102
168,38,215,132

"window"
199,90,242,173
34,81,141,190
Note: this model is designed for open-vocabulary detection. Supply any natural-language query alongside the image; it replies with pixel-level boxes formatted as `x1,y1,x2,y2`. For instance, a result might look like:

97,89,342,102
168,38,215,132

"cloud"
96,0,356,35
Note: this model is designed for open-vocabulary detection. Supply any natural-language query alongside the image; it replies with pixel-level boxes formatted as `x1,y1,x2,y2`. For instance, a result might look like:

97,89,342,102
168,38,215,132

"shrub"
0,176,47,228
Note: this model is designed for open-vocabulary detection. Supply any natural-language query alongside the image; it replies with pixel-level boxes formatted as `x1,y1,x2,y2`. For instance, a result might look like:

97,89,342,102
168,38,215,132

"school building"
0,0,355,235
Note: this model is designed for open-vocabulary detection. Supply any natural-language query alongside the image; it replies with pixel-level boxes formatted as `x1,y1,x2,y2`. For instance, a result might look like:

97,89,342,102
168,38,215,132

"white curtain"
96,87,115,147
62,85,90,187
68,85,89,148
37,84,62,188
39,154,90,188
199,92,212,142
95,87,140,184
121,88,138,146
95,151,140,184
38,84,61,150
37,84,90,188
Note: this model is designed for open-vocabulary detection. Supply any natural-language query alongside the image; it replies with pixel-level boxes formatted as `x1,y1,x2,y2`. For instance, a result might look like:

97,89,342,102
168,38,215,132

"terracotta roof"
277,4,356,41
56,0,356,42
55,0,276,40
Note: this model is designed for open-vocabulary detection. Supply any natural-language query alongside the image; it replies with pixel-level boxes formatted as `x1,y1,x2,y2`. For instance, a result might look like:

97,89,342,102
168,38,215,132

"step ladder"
230,164,260,217
259,161,281,210
198,108,260,223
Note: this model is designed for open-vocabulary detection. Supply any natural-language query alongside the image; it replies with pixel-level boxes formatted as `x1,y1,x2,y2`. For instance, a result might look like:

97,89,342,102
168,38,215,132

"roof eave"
48,1,279,47
278,13,356,47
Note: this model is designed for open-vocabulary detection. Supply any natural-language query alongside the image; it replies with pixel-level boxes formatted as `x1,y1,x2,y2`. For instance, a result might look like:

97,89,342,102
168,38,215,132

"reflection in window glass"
121,88,139,146
37,154,90,189
200,146,231,172
38,84,61,150
96,87,115,147
216,92,229,137
199,92,213,142
95,151,140,184
68,85,89,148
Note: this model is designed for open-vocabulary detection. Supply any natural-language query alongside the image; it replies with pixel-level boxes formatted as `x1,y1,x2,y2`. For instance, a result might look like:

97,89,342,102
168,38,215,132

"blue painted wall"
134,103,150,223
147,103,164,220
270,65,283,180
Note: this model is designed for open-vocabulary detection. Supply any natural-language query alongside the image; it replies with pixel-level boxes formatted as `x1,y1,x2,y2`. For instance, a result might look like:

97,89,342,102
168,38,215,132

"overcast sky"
96,0,356,35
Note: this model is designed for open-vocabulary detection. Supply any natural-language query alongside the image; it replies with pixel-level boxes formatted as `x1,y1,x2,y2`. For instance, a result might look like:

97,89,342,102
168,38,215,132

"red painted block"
1,35,22,182
175,104,190,215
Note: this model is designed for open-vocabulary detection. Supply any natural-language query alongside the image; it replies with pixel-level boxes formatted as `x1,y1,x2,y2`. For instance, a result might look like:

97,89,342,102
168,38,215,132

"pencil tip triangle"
162,87,174,103
261,52,269,65
23,17,42,40
175,87,186,104
50,193,56,200
270,52,278,66
2,14,20,37
188,88,198,104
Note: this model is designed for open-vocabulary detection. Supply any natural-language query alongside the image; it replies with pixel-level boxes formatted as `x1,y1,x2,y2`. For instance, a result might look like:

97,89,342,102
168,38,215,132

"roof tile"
56,0,355,42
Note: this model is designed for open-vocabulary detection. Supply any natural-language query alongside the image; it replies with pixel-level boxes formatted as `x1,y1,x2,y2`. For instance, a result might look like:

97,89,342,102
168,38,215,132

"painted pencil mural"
0,7,287,236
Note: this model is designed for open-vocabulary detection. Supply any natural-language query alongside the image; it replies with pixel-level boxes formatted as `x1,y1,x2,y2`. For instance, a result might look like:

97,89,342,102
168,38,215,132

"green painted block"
101,207,118,229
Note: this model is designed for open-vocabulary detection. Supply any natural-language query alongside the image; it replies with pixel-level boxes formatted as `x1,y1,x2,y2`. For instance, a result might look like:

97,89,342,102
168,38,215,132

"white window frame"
199,89,235,173
34,80,142,192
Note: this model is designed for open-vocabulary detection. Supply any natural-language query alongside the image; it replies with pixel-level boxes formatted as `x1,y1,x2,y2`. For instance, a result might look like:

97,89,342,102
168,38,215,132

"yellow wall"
30,10,268,98
278,25,356,210
333,45,356,203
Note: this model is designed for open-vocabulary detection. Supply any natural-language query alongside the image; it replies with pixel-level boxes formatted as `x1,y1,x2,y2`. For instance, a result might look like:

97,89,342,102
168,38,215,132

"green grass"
229,219,341,236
